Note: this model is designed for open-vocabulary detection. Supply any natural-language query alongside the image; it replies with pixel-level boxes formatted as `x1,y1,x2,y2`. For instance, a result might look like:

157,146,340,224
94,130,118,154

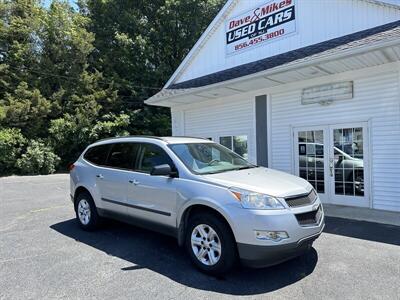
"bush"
16,140,60,175
89,113,130,140
48,113,131,167
48,114,89,166
0,128,26,176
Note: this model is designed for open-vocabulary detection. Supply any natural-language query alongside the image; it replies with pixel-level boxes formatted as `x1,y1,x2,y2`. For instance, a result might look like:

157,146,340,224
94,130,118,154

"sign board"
225,0,296,55
301,82,354,105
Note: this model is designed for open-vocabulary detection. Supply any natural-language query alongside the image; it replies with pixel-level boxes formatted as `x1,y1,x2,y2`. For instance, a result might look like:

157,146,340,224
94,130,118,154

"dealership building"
146,0,400,212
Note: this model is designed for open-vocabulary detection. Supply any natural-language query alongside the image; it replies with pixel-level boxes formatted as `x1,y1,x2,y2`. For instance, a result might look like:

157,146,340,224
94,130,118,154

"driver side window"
137,143,175,173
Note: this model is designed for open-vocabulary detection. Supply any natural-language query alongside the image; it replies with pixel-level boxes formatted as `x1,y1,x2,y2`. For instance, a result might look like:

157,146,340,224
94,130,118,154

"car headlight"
229,187,285,210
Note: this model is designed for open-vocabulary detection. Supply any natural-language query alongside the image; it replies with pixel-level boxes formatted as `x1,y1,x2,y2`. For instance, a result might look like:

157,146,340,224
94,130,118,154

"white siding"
172,97,257,163
270,71,400,211
176,0,400,83
171,109,185,136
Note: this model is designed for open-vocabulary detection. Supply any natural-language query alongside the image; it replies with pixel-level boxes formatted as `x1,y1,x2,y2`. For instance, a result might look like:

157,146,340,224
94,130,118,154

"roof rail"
96,135,167,143
167,136,211,140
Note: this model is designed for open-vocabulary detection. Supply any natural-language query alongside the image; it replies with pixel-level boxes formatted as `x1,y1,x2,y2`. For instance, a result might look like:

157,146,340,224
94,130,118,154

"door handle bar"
96,174,104,179
329,158,334,177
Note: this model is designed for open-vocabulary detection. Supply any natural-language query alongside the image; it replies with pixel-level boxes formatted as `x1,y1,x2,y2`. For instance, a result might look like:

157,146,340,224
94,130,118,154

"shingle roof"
167,20,400,90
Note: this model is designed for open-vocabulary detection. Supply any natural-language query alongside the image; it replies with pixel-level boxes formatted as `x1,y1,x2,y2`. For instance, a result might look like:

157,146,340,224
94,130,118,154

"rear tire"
75,191,101,231
185,212,237,275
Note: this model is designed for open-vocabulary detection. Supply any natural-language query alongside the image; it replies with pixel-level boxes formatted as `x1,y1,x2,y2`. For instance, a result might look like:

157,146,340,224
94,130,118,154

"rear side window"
84,144,110,166
137,143,175,173
105,143,139,170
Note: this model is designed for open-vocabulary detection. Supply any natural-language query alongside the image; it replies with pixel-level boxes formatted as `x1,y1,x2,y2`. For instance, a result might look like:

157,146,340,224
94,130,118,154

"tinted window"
137,144,174,173
105,143,139,169
84,144,110,165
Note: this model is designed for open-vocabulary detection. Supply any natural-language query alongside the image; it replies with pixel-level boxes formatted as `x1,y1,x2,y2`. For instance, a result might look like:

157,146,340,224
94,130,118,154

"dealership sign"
225,0,296,55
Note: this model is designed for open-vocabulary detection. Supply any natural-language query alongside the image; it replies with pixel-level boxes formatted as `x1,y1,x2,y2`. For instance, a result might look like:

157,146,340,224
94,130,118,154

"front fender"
175,188,242,247
177,197,236,231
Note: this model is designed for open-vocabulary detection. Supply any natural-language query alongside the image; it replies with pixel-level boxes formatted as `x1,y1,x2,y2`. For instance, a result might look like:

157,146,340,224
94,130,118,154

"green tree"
1,82,52,136
0,0,225,176
0,0,43,97
84,0,225,131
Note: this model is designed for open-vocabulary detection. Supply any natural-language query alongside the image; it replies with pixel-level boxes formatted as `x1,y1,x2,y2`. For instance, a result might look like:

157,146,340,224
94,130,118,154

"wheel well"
178,204,235,247
73,186,91,209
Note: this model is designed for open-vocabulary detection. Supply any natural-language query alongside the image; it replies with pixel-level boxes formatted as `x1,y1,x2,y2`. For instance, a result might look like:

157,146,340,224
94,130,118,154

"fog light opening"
255,230,289,241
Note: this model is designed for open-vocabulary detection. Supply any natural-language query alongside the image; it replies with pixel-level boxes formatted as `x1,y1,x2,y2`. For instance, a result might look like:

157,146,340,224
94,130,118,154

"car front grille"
285,189,318,208
295,205,322,226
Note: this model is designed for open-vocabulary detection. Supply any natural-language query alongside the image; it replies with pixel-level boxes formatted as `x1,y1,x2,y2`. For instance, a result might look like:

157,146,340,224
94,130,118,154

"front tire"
185,212,237,275
75,191,100,231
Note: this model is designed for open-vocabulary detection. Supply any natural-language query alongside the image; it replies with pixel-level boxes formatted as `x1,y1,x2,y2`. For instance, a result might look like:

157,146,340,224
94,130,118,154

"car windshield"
169,142,256,175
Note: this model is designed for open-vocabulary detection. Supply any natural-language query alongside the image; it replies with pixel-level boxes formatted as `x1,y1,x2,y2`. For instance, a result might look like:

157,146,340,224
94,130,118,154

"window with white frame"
219,135,248,159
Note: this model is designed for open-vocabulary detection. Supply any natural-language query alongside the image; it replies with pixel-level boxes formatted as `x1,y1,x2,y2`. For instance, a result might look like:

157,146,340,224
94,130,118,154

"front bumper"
238,221,324,268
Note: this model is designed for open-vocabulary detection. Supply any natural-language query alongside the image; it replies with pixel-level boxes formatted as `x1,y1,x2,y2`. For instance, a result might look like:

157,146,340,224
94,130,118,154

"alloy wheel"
191,224,222,266
78,199,91,225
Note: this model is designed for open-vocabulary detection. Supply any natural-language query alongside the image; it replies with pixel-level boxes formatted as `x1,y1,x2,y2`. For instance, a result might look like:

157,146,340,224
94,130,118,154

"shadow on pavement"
50,218,318,296
324,216,400,246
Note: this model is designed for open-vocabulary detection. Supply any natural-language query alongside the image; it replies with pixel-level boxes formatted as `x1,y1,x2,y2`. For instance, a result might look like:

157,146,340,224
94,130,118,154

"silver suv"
69,136,324,274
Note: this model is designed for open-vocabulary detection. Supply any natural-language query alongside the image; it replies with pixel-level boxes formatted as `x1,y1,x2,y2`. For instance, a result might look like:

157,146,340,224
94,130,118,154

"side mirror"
335,154,343,164
150,164,175,177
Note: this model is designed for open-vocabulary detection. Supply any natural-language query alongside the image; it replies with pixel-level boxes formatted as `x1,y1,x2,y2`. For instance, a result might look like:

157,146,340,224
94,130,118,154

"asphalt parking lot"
1,174,400,299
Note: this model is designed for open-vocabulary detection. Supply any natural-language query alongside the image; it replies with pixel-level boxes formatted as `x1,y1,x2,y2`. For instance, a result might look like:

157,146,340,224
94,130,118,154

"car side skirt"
97,208,178,239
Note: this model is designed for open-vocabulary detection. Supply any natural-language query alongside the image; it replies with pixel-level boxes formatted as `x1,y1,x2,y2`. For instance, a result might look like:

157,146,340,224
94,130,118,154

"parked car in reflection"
299,143,364,195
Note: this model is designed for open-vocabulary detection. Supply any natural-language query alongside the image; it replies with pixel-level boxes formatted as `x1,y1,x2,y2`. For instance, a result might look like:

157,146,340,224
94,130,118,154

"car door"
126,143,178,228
96,142,139,215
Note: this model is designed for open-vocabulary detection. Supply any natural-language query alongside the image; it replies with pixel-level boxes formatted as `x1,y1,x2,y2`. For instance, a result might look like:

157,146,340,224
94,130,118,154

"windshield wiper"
201,169,231,175
235,165,257,171
201,165,257,175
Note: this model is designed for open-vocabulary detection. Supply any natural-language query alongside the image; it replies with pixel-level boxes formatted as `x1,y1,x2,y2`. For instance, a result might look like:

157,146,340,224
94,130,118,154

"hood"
201,167,312,198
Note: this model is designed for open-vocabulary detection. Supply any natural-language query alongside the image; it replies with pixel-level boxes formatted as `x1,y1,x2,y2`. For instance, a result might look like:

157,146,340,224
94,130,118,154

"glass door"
294,123,369,207
294,127,329,203
329,123,369,207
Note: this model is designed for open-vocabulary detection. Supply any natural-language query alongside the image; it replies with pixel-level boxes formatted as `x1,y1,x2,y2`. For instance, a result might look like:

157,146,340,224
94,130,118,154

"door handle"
96,174,104,179
329,158,334,177
129,179,140,185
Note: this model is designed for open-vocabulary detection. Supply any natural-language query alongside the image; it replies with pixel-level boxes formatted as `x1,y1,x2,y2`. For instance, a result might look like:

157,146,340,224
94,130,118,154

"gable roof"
162,0,238,88
364,0,400,9
163,0,400,90
167,20,400,90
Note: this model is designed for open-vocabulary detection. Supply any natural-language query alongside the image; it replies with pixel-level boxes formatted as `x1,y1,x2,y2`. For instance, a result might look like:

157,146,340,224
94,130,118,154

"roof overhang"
161,0,399,91
146,39,400,107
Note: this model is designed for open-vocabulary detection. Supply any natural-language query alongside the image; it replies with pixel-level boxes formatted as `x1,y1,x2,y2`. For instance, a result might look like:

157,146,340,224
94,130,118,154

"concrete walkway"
323,204,400,226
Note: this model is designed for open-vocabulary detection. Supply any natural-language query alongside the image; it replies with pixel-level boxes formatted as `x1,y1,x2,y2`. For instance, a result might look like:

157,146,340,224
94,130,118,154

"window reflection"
298,130,324,194
219,135,248,159
298,127,364,198
333,128,364,197
219,136,232,149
